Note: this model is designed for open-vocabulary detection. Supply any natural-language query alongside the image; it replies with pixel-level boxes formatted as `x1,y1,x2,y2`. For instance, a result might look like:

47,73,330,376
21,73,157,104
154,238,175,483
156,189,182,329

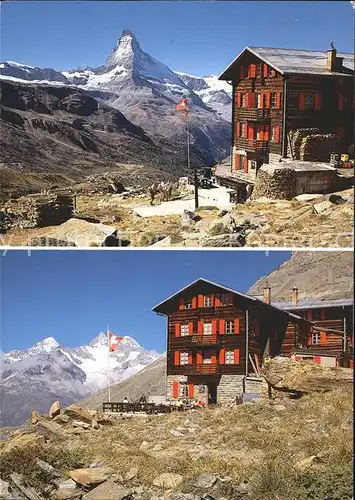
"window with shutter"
225,320,234,334
180,351,189,365
225,350,235,364
203,322,212,336
180,324,189,336
204,295,213,307
312,332,321,345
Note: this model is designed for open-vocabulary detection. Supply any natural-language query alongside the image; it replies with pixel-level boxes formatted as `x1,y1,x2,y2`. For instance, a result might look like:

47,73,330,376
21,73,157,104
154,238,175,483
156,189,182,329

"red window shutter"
264,127,270,141
338,93,344,111
299,93,305,110
239,65,244,79
219,348,225,364
276,92,281,109
234,154,239,171
212,319,217,335
234,349,240,364
263,64,268,77
249,92,256,108
188,322,194,335
248,123,255,140
249,64,256,78
314,93,322,110
349,360,354,370
211,352,217,365
245,93,249,108
275,125,281,144
236,92,242,107
197,321,203,335
243,156,248,173
307,332,313,346
192,297,197,309
243,123,248,137
215,294,221,307
313,356,321,364
320,332,327,346
174,351,180,365
320,309,326,320
219,319,226,335
265,92,271,108
178,297,184,311
197,295,204,308
236,122,241,137
260,93,265,109
188,351,192,364
172,381,179,398
197,351,203,365
175,324,181,337
188,383,194,399
307,310,313,321
234,318,240,334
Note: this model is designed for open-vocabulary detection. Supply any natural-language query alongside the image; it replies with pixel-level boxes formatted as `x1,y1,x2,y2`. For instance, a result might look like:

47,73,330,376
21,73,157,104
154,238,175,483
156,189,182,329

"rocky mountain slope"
248,251,353,301
175,72,232,121
1,29,231,187
0,334,159,426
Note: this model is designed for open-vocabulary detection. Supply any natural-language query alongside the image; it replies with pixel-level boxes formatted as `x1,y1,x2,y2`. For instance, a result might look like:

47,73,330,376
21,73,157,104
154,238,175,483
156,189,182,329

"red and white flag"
108,331,123,352
176,97,189,113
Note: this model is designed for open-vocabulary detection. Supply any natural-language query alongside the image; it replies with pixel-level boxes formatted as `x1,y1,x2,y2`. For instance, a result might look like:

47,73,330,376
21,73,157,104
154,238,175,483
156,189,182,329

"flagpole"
107,326,111,403
186,108,198,210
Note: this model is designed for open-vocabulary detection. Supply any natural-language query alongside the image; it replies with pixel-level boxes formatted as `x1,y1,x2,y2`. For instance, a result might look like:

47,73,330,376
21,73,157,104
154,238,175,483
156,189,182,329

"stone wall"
216,375,244,404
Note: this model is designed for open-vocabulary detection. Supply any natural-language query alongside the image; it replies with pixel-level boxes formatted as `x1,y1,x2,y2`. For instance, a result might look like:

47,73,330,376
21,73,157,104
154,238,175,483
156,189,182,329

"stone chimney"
327,44,343,72
291,286,299,306
263,284,271,305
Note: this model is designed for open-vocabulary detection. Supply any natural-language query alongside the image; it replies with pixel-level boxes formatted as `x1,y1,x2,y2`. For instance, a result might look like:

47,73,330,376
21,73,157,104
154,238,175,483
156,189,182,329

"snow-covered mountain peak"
35,336,60,352
88,331,108,348
104,29,141,72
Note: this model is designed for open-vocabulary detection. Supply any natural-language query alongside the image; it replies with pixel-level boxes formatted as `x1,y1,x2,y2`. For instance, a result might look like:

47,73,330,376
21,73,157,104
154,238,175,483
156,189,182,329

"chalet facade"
268,289,354,368
152,278,314,405
219,46,354,174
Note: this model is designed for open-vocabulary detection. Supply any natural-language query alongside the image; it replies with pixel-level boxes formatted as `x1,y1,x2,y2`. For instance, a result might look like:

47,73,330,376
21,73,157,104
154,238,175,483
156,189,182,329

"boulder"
63,406,97,424
72,420,91,429
262,357,353,394
49,401,61,419
30,410,42,425
313,200,333,214
153,473,184,489
125,467,138,481
82,478,131,500
68,468,114,488
181,210,201,223
54,414,70,425
10,473,41,500
52,488,83,500
170,430,185,437
194,473,218,489
36,420,66,439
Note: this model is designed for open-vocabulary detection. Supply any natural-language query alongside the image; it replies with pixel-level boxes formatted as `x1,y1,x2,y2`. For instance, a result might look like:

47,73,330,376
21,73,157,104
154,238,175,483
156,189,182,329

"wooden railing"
102,402,184,414
235,138,269,153
236,108,270,121
170,363,220,375
171,335,219,347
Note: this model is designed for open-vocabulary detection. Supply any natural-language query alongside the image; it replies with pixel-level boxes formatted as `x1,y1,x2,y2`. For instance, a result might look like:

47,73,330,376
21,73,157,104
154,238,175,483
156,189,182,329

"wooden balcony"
169,363,220,375
170,335,219,347
236,108,270,121
235,138,269,154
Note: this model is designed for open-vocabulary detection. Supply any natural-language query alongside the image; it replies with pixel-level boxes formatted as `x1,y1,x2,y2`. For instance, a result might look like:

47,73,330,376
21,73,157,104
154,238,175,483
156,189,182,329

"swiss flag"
176,97,189,113
108,332,123,352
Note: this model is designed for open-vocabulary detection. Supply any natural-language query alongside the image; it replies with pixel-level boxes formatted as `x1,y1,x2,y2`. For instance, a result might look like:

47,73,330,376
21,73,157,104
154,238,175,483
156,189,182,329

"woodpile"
299,134,340,161
288,128,340,161
252,165,297,200
0,191,76,232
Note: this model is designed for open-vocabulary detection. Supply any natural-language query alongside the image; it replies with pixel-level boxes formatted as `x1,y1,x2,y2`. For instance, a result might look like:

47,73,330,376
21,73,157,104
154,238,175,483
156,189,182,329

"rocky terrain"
248,250,354,300
0,334,159,427
0,359,353,500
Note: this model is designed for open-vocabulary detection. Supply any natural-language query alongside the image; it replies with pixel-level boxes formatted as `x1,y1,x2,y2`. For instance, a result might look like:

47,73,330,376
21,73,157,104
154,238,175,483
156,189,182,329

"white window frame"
180,351,189,365
256,64,262,78
180,324,189,337
225,321,234,334
179,382,188,397
271,126,276,142
271,93,278,109
203,322,212,336
204,295,213,307
184,298,192,309
257,93,263,109
225,350,235,364
304,93,315,110
242,94,247,107
312,332,321,345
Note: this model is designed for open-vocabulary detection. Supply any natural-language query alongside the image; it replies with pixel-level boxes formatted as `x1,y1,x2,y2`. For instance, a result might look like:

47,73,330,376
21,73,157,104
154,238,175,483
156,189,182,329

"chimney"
291,286,299,306
327,44,337,71
263,284,271,305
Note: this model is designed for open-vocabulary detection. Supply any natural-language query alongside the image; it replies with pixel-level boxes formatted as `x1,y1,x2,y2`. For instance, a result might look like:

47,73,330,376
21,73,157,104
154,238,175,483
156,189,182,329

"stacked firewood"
299,134,340,162
0,192,75,231
252,167,297,200
288,128,321,159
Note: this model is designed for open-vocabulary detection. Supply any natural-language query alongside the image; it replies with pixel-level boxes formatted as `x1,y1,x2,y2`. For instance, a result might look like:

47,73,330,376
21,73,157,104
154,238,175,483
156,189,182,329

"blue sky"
1,2,353,76
1,250,291,353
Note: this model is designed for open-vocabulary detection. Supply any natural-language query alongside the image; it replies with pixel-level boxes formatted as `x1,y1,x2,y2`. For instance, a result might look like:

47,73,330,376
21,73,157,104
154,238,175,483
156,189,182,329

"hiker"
122,396,129,403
